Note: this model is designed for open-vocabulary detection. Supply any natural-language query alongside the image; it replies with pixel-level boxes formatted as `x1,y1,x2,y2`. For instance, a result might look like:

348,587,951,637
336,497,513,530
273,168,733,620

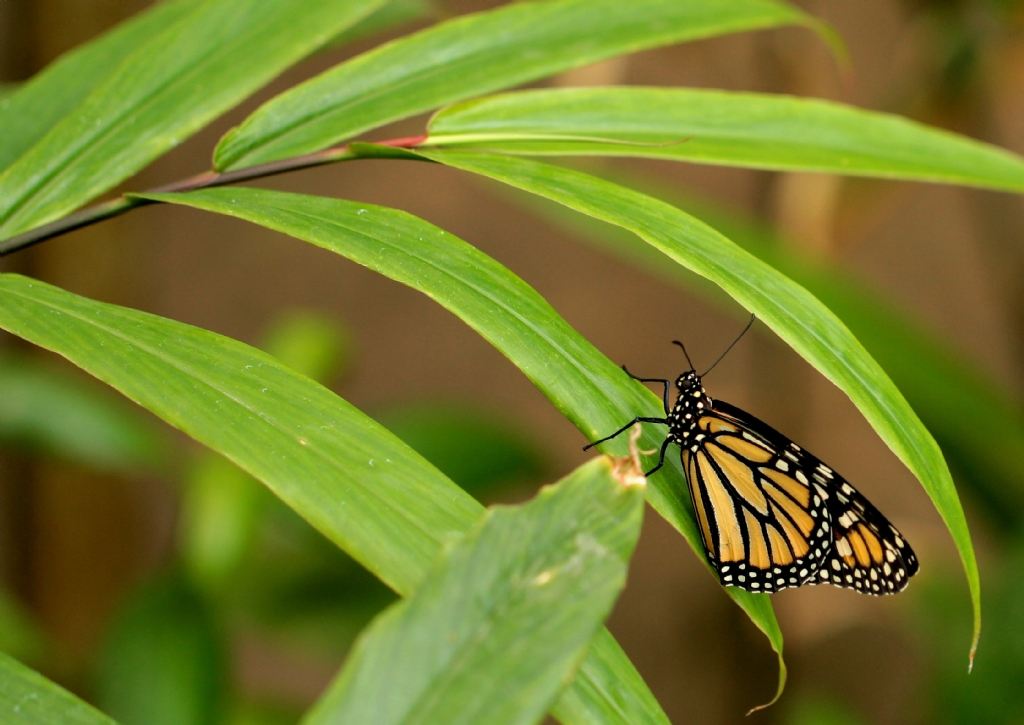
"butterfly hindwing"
813,468,920,594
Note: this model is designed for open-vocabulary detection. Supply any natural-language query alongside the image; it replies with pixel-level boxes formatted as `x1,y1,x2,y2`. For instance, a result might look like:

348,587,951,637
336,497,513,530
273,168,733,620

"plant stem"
0,135,428,257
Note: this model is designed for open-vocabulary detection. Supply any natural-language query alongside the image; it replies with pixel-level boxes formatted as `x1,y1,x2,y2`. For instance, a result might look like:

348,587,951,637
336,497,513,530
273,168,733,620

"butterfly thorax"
666,371,712,448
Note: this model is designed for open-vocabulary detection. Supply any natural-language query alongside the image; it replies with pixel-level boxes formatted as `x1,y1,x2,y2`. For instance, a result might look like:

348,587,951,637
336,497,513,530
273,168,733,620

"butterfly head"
675,370,702,394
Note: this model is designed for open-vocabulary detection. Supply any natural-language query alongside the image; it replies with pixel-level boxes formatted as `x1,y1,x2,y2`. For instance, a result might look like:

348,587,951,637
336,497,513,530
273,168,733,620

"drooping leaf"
506,174,1024,531
0,650,118,725
417,149,981,660
213,0,824,170
424,87,1024,193
0,0,388,239
137,186,787,708
0,274,669,725
305,457,646,725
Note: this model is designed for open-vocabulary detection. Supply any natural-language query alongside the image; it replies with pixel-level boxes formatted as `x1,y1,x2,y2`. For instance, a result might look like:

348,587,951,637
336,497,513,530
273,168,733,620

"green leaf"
0,649,118,725
324,0,436,51
0,274,669,725
0,273,477,596
504,173,1024,531
181,310,351,590
180,455,269,592
305,457,646,725
418,150,981,661
0,0,388,239
0,0,202,174
424,87,1024,193
137,185,786,709
95,576,226,725
260,309,352,384
213,0,822,171
0,353,165,472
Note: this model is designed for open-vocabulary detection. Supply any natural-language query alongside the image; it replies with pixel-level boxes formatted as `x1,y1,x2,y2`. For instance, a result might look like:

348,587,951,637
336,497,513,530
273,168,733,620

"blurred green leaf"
213,0,822,170
784,695,865,725
418,149,980,659
505,172,1024,531
227,702,303,725
261,310,351,384
0,353,164,472
0,0,202,173
0,588,45,666
96,575,226,725
0,0,388,239
139,184,780,714
325,0,435,50
180,455,270,592
424,88,1024,192
0,273,668,725
377,404,545,499
0,84,21,102
0,649,117,725
305,457,646,725
917,544,1024,725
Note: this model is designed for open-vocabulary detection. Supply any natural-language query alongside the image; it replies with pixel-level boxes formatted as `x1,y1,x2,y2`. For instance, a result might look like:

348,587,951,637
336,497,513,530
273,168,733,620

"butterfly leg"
621,365,672,414
643,436,674,477
583,416,668,451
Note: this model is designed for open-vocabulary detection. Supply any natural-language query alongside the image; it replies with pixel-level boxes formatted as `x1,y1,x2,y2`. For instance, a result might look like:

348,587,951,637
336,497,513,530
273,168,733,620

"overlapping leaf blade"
0,0,388,239
305,457,645,725
424,88,1024,192
0,273,669,725
0,0,203,173
418,150,981,659
138,186,788,707
0,650,118,725
213,0,822,171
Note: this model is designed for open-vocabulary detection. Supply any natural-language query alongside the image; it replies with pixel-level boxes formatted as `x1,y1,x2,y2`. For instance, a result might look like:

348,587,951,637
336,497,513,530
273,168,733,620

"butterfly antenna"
701,314,755,377
671,340,695,372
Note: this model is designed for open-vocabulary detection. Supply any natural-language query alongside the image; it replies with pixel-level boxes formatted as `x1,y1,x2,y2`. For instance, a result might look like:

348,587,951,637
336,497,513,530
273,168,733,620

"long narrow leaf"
0,0,388,239
0,650,118,725
138,186,788,708
306,457,646,725
213,0,824,171
0,0,202,173
424,88,1024,193
0,274,669,725
418,150,981,661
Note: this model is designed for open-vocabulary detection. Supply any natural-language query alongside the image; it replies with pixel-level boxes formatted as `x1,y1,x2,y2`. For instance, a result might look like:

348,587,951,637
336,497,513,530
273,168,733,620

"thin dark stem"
0,135,428,257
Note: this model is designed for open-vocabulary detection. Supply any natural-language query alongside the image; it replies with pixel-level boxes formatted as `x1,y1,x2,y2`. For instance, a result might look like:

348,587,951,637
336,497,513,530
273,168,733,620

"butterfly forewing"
681,401,916,596
682,405,832,593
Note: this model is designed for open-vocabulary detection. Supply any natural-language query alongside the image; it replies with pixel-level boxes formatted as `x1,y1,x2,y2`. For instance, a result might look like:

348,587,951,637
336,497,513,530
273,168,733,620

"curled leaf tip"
610,424,647,489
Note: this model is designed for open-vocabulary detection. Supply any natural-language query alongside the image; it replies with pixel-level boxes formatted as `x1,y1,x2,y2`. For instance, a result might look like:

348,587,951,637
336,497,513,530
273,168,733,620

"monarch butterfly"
586,317,918,595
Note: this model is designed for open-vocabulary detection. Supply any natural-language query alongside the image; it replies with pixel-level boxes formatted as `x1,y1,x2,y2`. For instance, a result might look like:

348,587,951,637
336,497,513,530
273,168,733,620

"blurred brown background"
1,0,1022,723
